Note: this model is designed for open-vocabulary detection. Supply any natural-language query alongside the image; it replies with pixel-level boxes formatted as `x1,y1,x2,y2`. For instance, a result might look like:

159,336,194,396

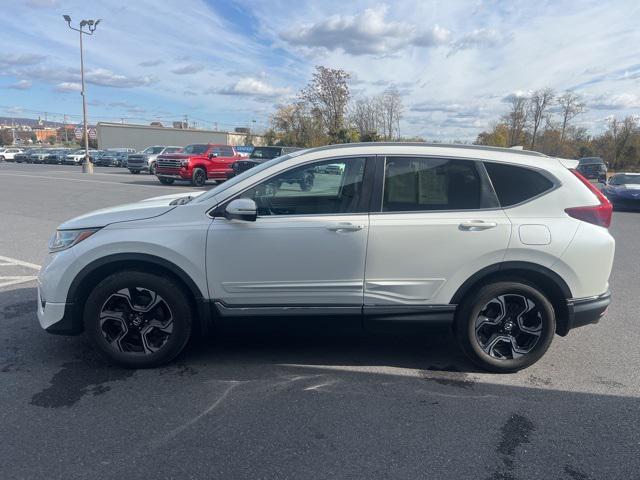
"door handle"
459,220,498,231
326,222,364,233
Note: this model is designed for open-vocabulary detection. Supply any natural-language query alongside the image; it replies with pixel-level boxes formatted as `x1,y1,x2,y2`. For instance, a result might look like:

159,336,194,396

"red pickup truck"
155,144,244,186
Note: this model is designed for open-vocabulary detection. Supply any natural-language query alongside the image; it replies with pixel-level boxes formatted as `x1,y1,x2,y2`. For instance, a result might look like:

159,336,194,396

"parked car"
38,143,614,372
155,144,244,186
127,145,182,174
64,149,98,165
95,151,128,167
28,149,51,164
44,149,72,164
0,147,24,162
601,172,640,209
230,146,301,177
576,157,607,183
14,149,35,163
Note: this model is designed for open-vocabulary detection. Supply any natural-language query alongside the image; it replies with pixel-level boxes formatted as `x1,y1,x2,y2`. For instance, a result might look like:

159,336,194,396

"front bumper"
157,173,188,180
564,291,611,333
37,286,81,335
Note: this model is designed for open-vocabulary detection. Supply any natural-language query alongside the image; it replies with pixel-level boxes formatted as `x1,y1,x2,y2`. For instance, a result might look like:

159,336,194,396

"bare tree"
528,88,555,149
557,91,585,143
378,86,404,140
501,94,528,147
301,66,351,136
608,115,638,168
350,97,380,140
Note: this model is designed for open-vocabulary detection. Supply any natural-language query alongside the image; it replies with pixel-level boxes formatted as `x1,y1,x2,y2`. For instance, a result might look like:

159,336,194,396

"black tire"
192,167,206,187
149,162,157,175
0,156,4,162
84,270,192,368
454,280,555,373
159,177,175,185
130,169,140,174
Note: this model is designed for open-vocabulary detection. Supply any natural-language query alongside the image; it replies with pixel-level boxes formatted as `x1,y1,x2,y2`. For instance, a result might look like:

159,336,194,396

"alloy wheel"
99,287,173,355
474,293,543,360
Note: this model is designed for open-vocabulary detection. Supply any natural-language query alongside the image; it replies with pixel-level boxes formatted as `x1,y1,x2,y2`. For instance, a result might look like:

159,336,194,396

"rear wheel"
192,167,206,187
454,281,555,373
159,177,175,185
84,271,192,368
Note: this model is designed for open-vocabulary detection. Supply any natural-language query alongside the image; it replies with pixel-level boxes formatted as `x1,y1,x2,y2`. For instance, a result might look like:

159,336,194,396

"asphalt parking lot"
1,162,639,480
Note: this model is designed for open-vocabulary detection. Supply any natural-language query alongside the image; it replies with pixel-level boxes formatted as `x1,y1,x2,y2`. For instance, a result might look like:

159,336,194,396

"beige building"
96,122,265,151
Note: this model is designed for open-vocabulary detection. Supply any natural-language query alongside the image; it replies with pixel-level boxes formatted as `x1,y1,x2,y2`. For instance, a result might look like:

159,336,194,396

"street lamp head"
63,14,71,24
79,19,88,27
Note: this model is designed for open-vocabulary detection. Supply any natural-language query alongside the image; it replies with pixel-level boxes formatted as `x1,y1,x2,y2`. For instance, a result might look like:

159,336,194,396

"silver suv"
128,146,182,174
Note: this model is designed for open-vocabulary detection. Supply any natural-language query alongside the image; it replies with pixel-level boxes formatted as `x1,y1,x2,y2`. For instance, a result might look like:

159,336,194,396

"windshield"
164,147,182,153
611,174,640,185
182,144,209,155
193,150,308,204
250,147,281,160
143,146,165,154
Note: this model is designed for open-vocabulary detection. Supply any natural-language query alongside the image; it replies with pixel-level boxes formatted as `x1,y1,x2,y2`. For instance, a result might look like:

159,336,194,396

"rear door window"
382,157,489,212
484,162,555,207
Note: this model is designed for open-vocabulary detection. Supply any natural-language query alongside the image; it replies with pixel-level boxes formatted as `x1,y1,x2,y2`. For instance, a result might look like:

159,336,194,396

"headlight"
48,228,100,253
181,159,189,167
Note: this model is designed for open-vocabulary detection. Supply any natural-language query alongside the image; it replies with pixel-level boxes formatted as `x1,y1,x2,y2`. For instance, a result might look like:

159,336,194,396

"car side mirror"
209,152,218,159
225,198,257,222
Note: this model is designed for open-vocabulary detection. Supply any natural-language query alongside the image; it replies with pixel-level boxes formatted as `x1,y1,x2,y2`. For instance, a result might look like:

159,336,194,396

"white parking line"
0,255,41,270
0,172,164,188
0,255,41,288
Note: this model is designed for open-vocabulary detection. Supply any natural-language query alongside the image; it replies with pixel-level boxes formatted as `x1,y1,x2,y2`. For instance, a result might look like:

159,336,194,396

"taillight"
564,169,612,228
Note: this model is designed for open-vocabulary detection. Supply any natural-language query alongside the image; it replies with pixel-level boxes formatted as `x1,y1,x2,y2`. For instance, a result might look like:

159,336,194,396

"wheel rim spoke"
99,287,173,356
474,292,545,360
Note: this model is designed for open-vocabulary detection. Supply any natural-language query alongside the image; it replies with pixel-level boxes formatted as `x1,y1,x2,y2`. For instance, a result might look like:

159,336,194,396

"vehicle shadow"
184,318,481,374
0,285,479,374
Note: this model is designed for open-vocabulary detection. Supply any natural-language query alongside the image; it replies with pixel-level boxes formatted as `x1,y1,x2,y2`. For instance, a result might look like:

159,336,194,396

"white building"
96,122,265,151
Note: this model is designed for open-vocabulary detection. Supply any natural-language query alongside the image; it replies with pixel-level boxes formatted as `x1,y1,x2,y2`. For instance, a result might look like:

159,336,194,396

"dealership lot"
1,163,639,479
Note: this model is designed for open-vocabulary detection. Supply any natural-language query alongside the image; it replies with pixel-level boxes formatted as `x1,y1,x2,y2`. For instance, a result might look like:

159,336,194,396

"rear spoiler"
557,157,579,169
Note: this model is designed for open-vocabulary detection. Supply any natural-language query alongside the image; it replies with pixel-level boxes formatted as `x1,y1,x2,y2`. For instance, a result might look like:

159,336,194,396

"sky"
0,0,639,140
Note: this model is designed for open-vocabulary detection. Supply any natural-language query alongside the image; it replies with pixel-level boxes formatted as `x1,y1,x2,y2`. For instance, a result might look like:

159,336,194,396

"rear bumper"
565,291,611,333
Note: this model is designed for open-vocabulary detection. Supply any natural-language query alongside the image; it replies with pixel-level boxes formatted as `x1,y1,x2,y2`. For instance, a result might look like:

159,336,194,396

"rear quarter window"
484,162,555,207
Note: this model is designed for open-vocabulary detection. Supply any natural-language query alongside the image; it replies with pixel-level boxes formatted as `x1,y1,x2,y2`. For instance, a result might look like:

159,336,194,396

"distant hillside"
0,117,64,128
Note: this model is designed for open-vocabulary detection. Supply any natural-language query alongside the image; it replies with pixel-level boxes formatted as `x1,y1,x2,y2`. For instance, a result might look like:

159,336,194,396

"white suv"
37,143,615,372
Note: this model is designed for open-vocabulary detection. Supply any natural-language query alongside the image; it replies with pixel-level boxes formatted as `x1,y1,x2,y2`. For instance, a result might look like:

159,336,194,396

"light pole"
63,15,100,174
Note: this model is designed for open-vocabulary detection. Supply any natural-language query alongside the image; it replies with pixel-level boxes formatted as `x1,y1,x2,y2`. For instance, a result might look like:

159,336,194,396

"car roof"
287,142,566,170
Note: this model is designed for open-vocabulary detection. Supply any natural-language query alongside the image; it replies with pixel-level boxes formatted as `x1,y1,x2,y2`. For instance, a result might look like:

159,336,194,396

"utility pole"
63,15,101,174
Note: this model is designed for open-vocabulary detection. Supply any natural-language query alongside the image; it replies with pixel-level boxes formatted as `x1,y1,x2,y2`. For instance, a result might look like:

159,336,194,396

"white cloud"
589,93,640,110
280,6,450,55
448,28,502,55
7,80,32,90
171,64,205,75
139,59,164,67
54,82,81,92
0,53,45,68
216,78,291,98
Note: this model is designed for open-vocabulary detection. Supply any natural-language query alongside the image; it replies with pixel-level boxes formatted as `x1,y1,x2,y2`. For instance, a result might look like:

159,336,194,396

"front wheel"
84,270,192,368
149,162,157,175
454,281,555,373
192,167,206,187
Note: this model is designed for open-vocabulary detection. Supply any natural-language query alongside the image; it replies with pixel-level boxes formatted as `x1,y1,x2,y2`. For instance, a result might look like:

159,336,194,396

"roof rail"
303,142,549,158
